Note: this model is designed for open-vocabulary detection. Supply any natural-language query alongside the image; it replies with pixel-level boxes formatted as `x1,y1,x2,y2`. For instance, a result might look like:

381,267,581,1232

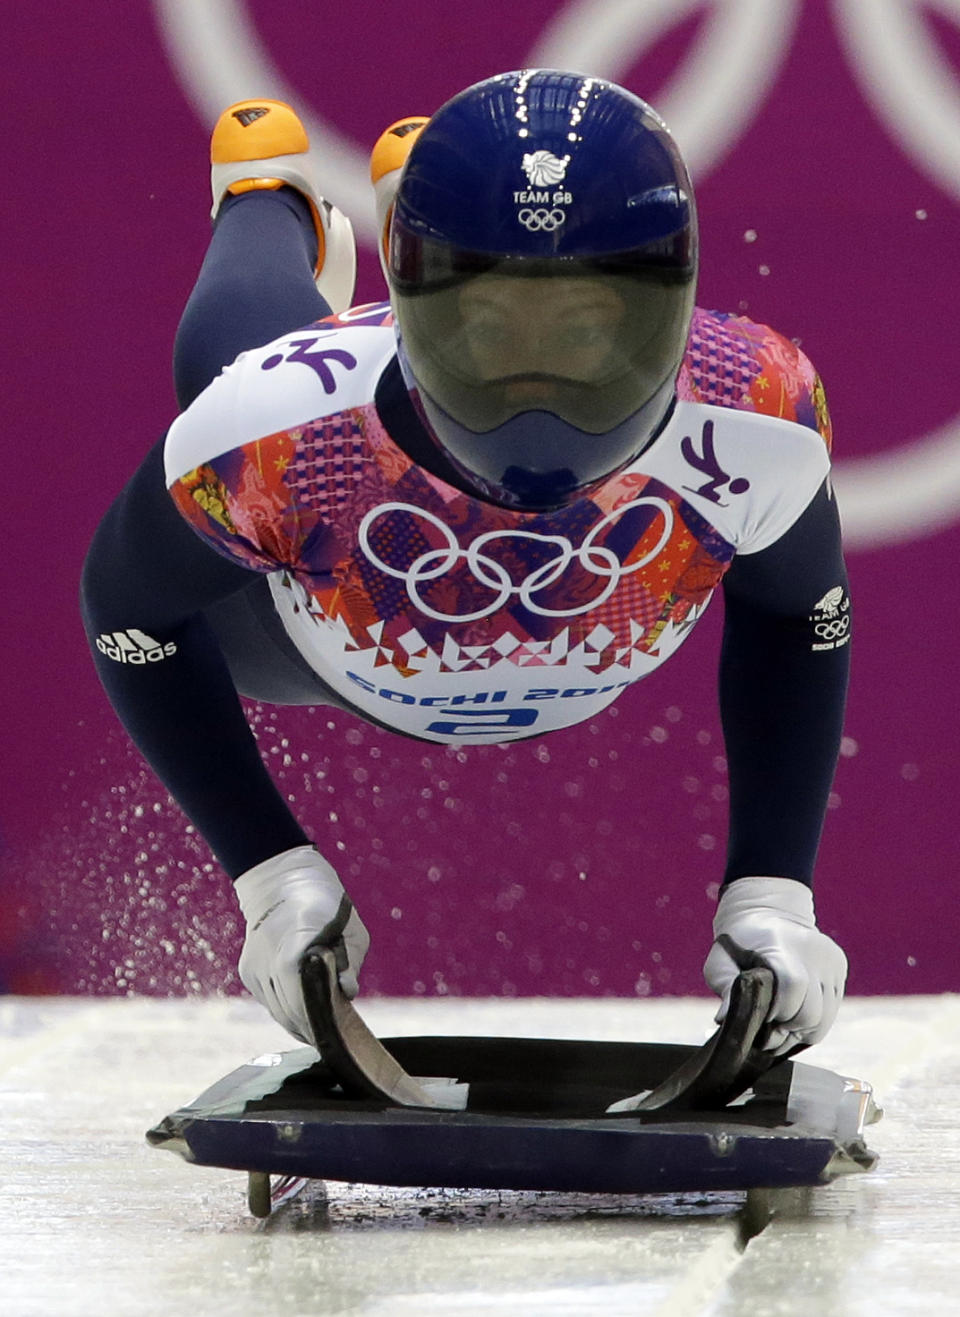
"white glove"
703,876,847,1055
235,845,370,1044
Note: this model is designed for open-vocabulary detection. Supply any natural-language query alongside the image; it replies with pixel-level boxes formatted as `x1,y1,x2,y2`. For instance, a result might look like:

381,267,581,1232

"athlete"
81,73,850,1054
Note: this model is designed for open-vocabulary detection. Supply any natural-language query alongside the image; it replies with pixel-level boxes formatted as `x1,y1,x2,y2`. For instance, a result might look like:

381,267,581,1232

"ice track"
3,994,959,1316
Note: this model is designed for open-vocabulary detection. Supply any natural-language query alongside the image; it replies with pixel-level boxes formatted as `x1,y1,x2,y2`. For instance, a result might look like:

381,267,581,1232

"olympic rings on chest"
357,499,675,623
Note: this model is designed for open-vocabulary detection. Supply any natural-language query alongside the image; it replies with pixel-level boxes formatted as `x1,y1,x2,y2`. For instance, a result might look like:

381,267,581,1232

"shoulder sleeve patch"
168,435,303,575
168,405,378,577
678,308,832,450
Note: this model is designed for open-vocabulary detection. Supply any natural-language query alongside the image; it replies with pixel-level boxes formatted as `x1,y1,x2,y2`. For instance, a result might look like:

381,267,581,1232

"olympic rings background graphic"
152,0,960,551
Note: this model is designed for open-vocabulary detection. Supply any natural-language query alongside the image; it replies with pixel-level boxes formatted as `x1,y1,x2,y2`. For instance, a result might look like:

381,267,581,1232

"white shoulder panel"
644,400,832,555
163,323,396,487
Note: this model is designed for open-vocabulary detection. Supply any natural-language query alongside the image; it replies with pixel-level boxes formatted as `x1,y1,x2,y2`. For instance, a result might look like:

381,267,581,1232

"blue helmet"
388,70,698,510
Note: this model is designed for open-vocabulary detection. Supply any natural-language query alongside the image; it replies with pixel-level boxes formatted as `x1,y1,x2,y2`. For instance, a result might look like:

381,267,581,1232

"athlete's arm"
704,480,850,1050
80,439,311,876
718,478,850,885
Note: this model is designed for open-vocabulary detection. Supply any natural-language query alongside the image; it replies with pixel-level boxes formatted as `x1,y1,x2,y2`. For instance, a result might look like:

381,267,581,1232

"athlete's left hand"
702,876,848,1054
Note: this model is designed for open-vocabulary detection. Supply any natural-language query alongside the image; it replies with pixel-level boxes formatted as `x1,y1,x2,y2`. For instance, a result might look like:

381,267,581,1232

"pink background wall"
3,1,958,1000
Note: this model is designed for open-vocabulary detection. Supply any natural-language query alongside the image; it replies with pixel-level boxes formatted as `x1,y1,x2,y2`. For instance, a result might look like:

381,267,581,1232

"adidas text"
96,629,177,664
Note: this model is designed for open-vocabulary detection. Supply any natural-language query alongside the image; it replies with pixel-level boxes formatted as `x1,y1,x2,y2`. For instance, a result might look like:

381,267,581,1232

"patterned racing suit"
163,303,842,743
82,264,849,883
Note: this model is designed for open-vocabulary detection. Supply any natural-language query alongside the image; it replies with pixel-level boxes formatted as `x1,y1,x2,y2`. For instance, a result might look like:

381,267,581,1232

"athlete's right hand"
703,876,847,1055
234,845,370,1044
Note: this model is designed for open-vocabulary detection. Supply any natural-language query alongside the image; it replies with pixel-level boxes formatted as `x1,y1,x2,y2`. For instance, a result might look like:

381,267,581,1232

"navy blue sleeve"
719,479,850,887
80,440,311,877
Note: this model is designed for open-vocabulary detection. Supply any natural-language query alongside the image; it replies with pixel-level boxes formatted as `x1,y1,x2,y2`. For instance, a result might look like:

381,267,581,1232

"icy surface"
3,995,959,1316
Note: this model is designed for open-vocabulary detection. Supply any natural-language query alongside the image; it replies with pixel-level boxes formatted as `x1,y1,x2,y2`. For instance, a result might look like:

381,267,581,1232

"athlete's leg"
173,188,326,410
169,188,346,703
173,99,357,410
166,102,362,711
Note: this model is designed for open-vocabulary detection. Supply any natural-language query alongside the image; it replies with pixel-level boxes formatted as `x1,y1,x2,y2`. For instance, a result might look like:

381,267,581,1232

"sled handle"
300,944,457,1109
624,967,805,1113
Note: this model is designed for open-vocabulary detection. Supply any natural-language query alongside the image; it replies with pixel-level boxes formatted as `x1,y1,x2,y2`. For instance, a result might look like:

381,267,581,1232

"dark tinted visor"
391,244,695,437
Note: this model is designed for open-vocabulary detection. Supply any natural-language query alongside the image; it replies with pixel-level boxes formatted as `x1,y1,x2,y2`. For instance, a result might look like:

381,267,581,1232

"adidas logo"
233,107,270,128
96,629,177,665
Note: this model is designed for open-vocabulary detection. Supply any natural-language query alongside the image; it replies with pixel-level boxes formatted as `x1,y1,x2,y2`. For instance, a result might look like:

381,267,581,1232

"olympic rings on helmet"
517,207,567,231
